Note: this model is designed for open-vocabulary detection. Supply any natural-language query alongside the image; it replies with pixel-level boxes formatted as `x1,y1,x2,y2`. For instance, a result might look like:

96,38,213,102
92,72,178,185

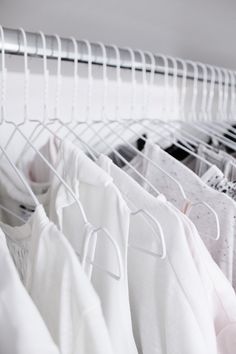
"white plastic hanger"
93,46,192,202
2,28,91,224
136,53,213,166
181,63,236,151
82,207,167,280
19,34,97,161
6,29,125,280
134,53,220,240
0,26,39,209
67,41,161,195
212,69,236,136
81,224,123,281
63,43,168,256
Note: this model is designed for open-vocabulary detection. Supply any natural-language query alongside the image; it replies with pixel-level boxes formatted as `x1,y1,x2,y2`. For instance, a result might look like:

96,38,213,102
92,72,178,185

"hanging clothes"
1,137,138,354
0,201,114,354
0,228,60,354
98,153,236,354
124,141,236,290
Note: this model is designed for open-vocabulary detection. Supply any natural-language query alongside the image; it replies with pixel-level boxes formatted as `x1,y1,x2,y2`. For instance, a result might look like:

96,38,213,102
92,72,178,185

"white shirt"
0,228,59,354
0,138,138,354
124,141,236,290
0,204,114,354
97,154,218,354
176,211,236,354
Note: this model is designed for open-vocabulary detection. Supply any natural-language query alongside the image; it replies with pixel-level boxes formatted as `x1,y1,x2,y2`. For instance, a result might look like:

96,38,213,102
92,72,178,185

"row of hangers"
1,26,236,278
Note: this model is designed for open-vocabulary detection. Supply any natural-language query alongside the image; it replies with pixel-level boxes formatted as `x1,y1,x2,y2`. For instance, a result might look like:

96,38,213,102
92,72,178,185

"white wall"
1,0,236,69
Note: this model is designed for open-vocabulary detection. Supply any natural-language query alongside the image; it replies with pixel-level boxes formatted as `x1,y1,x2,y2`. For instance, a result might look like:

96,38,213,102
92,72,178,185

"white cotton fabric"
0,204,114,354
0,138,138,354
0,228,59,354
124,141,236,290
97,154,219,354
177,212,236,354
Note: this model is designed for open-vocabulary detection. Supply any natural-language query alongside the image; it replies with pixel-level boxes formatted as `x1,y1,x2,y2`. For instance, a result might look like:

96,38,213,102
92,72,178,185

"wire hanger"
4,29,125,281
81,224,123,281
2,28,92,227
93,45,194,203
19,34,97,161
176,60,236,151
0,26,39,210
210,68,236,136
63,43,168,255
129,51,213,169
82,207,167,281
68,41,161,195
129,52,220,240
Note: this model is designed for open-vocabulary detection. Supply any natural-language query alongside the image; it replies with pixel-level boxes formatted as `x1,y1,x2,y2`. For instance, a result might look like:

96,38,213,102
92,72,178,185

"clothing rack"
1,26,235,87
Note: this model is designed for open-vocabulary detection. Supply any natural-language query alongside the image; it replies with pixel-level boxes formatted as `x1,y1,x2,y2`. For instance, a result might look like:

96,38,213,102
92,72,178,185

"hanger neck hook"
18,28,29,124
158,55,169,117
144,51,155,119
53,34,62,120
81,40,92,123
96,42,108,122
222,68,230,121
197,62,208,121
70,37,78,124
206,65,216,122
186,60,198,122
0,26,6,124
39,31,49,122
166,56,178,119
229,70,236,120
110,45,121,121
214,66,224,121
124,47,136,121
137,49,147,119
175,58,187,122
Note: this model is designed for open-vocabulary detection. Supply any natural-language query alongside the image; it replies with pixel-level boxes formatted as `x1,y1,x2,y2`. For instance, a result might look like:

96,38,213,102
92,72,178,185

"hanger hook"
38,31,49,122
214,66,224,121
186,60,199,122
144,51,156,118
222,68,230,121
80,39,93,123
158,54,169,117
166,55,179,118
229,70,236,120
0,25,6,125
124,47,136,121
136,49,147,118
196,62,208,121
175,57,187,122
95,42,108,121
18,28,29,124
53,34,62,120
206,65,216,122
110,44,121,120
70,37,78,124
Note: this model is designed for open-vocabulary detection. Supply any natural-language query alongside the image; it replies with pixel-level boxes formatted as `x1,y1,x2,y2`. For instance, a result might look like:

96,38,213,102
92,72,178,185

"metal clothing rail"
0,26,235,86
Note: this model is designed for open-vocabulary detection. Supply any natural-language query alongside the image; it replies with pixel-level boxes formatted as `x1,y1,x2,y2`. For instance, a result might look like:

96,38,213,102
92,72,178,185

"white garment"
178,212,236,354
124,141,236,290
0,228,59,354
0,138,138,354
0,204,114,354
98,154,218,354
